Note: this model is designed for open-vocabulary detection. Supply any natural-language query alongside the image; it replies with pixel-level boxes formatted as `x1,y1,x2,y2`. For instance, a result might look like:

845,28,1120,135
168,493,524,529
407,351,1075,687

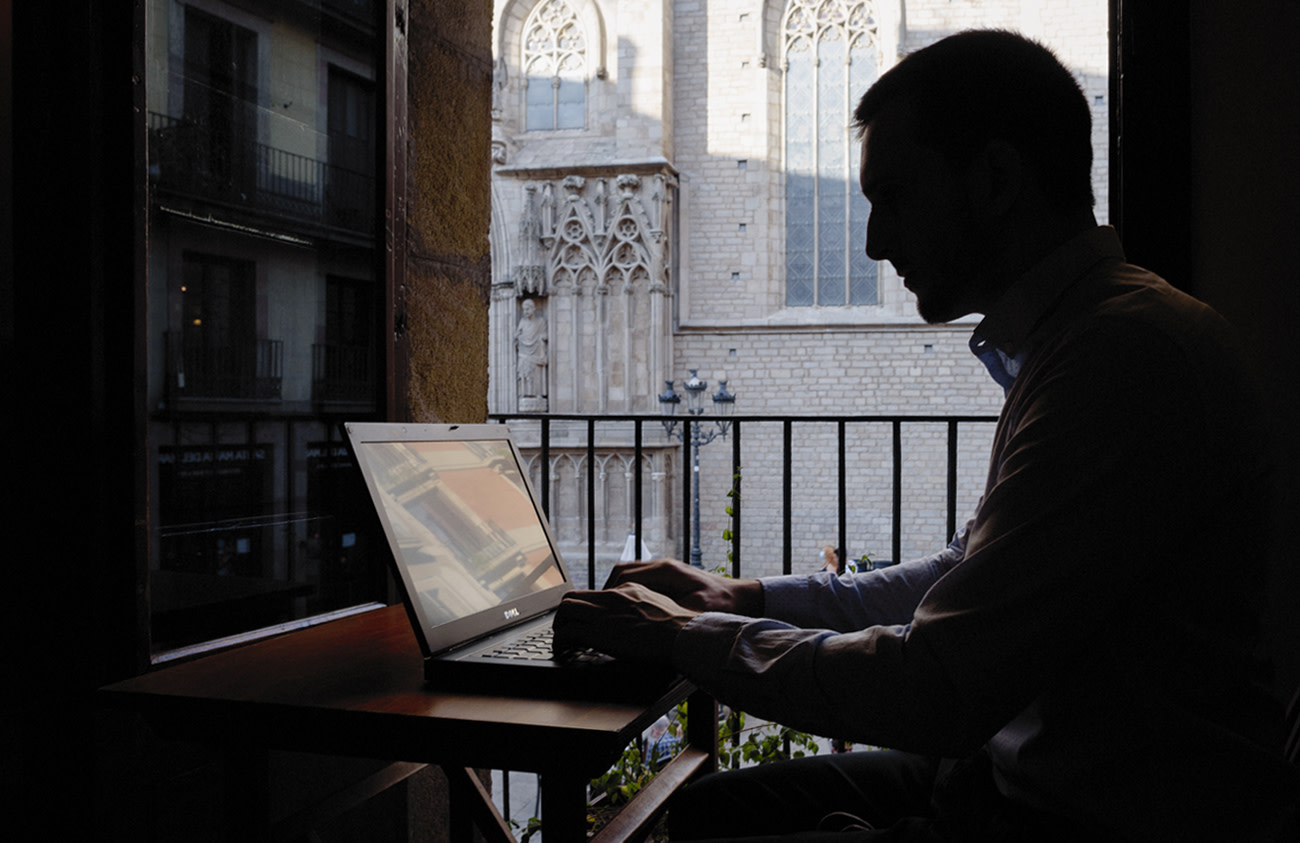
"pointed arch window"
524,0,587,131
783,0,879,306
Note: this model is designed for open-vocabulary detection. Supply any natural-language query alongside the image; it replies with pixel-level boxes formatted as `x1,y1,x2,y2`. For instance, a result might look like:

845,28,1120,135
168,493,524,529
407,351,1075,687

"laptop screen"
353,435,567,629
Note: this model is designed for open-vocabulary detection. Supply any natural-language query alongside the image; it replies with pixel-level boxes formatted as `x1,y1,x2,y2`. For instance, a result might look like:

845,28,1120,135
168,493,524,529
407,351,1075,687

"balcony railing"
312,343,376,406
322,0,378,26
490,413,999,587
165,332,284,403
148,112,375,236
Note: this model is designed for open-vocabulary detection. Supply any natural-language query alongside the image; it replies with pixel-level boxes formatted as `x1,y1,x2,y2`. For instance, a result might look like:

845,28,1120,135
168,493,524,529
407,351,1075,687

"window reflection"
356,440,566,627
145,0,384,654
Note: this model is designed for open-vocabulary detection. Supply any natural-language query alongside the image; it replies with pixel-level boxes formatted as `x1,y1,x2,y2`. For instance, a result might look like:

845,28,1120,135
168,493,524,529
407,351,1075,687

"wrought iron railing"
490,413,999,587
312,343,376,406
165,332,284,403
148,112,375,235
486,410,998,823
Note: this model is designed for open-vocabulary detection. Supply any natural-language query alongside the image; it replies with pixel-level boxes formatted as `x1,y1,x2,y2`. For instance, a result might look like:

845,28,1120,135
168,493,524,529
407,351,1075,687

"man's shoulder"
1044,262,1234,360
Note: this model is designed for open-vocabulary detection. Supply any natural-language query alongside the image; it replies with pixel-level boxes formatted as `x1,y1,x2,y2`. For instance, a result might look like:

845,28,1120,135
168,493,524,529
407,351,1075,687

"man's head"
855,30,1095,322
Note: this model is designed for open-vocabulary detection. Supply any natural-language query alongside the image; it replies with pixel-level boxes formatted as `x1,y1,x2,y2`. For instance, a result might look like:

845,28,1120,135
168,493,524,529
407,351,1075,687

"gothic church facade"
487,0,1108,580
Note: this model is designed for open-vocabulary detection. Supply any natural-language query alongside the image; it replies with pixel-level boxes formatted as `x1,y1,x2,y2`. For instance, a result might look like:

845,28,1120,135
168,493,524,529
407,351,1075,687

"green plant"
583,699,822,838
715,709,821,769
509,816,543,843
720,468,741,573
585,721,679,839
588,738,672,806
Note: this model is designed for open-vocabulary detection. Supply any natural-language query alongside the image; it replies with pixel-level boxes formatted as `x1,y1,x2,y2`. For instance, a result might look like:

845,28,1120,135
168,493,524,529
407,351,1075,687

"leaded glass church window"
783,0,879,306
524,0,587,131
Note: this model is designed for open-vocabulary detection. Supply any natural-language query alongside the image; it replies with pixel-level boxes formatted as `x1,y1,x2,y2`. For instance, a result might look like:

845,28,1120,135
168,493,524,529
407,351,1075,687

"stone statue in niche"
516,298,548,410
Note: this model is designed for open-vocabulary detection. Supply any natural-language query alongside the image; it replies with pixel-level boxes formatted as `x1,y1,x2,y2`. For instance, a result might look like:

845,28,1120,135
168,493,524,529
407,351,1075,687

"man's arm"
594,524,968,631
557,319,1218,756
600,559,765,615
760,524,969,630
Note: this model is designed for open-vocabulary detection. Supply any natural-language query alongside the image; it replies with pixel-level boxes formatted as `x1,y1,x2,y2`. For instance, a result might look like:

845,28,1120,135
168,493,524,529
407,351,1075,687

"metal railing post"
489,412,996,578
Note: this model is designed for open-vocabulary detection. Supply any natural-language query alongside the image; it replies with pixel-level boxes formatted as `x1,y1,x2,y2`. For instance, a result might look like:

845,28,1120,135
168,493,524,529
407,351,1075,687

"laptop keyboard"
483,626,605,664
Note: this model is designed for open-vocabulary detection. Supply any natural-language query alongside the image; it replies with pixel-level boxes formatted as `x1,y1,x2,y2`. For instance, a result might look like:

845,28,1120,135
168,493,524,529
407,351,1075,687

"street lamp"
658,369,736,567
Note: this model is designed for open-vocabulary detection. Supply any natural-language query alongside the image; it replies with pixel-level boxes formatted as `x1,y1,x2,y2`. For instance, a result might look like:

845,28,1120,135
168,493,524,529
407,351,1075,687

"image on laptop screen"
356,437,566,627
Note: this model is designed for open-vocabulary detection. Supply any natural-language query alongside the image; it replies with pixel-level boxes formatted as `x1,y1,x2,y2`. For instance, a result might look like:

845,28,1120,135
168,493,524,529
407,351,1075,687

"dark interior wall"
8,0,149,834
1186,1,1300,699
1117,0,1300,700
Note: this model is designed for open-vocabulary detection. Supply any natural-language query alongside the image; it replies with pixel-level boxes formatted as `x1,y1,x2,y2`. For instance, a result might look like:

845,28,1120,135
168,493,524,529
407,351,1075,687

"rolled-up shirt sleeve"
670,527,972,755
672,612,968,755
760,525,969,631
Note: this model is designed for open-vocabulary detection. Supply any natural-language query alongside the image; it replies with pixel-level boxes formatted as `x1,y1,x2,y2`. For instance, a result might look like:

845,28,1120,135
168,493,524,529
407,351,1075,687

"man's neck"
981,209,1099,314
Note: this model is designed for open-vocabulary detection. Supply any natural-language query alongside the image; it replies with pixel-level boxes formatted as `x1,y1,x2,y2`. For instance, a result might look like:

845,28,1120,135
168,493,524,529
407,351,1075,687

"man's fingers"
553,584,695,663
553,591,602,650
553,588,636,651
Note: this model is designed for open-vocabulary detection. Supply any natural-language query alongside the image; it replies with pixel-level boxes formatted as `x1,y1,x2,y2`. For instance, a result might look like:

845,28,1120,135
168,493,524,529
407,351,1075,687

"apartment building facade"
142,0,389,651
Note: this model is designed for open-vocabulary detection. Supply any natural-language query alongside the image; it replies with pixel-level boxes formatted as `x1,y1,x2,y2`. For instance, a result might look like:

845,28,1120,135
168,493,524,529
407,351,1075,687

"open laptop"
344,421,682,702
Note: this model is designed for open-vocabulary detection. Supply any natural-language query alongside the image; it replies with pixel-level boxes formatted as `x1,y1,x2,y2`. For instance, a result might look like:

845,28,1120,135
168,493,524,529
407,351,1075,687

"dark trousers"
667,749,1098,842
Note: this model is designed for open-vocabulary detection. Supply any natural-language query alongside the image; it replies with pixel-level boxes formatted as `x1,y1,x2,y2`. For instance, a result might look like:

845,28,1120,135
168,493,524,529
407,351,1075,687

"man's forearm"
728,577,765,616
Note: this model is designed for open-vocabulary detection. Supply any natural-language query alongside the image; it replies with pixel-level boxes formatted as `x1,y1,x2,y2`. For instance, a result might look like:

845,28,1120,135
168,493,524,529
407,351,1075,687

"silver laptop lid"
344,422,573,657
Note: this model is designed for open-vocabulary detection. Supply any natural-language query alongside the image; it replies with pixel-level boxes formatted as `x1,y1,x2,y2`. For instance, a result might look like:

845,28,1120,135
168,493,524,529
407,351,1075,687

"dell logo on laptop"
503,607,520,620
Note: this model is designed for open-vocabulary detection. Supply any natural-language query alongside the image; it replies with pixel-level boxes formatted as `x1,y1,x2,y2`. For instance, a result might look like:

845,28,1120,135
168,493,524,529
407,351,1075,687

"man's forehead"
860,107,916,181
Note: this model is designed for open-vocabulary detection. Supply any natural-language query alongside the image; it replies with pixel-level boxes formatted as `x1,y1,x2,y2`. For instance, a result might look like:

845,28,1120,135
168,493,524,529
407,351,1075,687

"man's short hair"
854,29,1095,213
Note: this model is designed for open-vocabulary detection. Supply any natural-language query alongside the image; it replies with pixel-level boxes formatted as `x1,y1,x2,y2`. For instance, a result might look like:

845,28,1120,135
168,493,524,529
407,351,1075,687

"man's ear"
967,139,1023,217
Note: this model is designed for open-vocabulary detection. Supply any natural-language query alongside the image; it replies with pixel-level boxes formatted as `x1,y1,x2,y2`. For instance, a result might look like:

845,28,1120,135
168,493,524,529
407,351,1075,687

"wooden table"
98,605,716,842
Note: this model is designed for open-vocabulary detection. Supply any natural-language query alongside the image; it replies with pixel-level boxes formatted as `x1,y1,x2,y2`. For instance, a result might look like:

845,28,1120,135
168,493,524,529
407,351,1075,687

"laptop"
344,421,683,702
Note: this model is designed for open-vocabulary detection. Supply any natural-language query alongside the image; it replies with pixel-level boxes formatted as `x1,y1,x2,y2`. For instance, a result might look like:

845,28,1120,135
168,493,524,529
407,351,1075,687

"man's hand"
602,559,764,615
553,583,698,663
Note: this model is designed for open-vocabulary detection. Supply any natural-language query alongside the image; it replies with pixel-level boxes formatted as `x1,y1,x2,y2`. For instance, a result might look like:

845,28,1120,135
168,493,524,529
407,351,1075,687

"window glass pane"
556,76,585,129
145,0,385,655
816,32,847,306
848,40,878,305
784,42,815,306
784,0,878,307
526,75,555,131
523,0,586,133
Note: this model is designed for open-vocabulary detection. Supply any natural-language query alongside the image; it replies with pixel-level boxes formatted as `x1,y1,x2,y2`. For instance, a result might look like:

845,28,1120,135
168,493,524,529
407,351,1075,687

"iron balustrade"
148,112,376,236
490,413,999,588
165,332,284,403
311,343,376,406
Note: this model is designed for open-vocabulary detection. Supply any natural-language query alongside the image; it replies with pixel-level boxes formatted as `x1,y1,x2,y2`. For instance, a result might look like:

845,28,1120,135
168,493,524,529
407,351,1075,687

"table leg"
447,767,517,843
687,688,718,775
540,771,589,841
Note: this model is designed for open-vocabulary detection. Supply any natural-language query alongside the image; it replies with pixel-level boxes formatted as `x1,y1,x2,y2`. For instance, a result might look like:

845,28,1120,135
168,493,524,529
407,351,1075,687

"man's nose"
864,210,887,262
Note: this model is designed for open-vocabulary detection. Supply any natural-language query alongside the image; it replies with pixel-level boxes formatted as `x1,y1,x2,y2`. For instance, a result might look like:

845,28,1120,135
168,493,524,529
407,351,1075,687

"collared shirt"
970,226,1123,394
673,227,1294,838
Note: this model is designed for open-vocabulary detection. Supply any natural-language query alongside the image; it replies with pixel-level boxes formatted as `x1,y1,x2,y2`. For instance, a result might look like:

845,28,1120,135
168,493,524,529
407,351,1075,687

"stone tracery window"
523,0,587,131
783,0,879,306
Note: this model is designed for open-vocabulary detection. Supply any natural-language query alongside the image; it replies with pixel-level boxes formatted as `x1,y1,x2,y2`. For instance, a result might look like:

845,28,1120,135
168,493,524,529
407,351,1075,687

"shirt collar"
971,226,1126,362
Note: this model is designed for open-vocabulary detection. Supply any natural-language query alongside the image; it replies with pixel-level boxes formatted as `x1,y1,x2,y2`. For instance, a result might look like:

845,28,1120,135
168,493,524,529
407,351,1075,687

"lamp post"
658,369,736,567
